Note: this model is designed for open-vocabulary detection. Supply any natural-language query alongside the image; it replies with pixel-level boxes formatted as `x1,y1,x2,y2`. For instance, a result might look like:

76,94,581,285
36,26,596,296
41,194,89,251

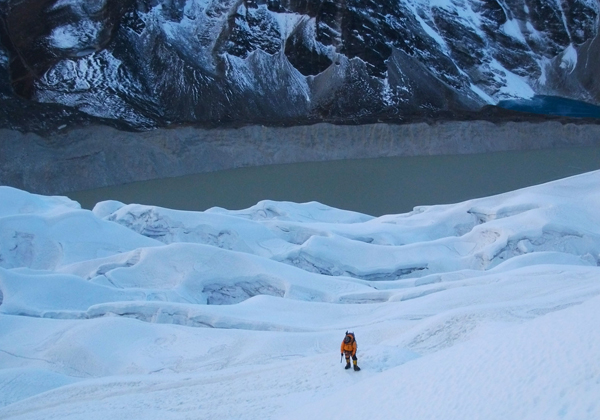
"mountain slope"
0,0,599,129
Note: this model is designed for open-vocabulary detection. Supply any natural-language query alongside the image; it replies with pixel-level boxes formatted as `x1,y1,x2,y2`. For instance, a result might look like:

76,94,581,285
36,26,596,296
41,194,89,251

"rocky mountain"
0,0,599,131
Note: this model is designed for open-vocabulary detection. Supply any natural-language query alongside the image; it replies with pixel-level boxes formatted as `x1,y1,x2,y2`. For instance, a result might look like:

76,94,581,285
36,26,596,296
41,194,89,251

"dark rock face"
0,0,598,131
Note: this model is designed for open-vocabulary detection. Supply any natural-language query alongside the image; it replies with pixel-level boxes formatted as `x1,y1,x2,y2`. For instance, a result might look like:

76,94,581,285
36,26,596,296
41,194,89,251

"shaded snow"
48,21,103,51
501,19,526,44
490,59,535,99
561,44,578,73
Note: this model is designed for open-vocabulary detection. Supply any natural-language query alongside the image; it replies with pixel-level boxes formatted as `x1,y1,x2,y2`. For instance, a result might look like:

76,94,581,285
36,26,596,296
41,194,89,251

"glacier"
1,170,600,419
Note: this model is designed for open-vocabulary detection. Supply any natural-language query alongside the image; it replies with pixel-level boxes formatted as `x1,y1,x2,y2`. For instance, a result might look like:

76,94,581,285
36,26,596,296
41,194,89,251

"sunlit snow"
2,170,600,419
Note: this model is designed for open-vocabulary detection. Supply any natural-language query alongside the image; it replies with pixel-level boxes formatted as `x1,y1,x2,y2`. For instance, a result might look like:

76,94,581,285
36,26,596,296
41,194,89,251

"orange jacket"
341,334,357,356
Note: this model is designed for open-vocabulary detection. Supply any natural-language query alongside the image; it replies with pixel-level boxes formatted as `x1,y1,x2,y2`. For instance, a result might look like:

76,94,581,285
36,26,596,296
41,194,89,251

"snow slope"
2,170,600,419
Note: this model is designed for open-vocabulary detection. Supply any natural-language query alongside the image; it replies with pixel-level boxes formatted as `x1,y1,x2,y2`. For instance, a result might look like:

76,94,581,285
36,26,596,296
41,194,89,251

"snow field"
288,294,600,420
1,170,600,418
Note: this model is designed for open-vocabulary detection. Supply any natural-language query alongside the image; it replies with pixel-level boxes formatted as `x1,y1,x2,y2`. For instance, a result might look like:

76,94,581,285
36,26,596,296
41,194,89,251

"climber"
340,331,361,371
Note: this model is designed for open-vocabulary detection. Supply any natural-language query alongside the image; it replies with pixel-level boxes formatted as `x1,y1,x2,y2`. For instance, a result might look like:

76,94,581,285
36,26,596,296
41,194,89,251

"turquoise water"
68,146,600,216
498,96,600,119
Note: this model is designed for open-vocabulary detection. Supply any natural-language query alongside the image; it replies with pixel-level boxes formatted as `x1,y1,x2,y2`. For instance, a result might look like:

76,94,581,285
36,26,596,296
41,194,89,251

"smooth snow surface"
2,171,600,419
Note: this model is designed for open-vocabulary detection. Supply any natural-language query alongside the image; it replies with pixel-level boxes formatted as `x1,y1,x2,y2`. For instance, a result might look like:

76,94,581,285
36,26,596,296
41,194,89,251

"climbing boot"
354,365,361,371
353,360,360,371
345,362,351,370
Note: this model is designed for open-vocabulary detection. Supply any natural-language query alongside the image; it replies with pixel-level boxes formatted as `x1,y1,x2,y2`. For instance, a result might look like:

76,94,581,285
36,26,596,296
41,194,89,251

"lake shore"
3,120,600,195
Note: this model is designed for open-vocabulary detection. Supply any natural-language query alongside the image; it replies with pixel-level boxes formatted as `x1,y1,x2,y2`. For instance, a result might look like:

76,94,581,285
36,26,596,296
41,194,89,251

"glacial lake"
69,145,600,217
498,95,600,119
